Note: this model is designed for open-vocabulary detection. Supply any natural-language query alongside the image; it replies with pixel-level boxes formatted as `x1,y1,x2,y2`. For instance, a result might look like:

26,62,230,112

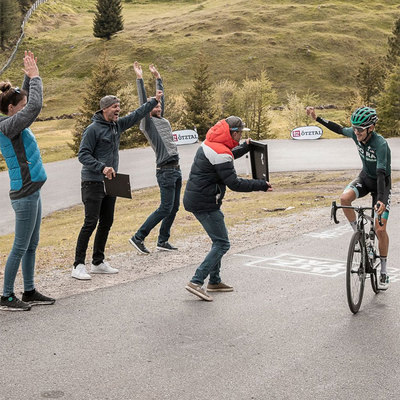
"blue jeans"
3,190,42,296
74,181,116,266
190,210,231,285
135,168,182,243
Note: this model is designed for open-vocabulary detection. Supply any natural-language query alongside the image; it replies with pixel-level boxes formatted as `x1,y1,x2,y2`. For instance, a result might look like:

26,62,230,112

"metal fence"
0,0,49,76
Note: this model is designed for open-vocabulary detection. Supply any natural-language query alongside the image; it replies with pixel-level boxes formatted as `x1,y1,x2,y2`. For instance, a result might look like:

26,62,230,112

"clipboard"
104,173,132,199
249,141,269,182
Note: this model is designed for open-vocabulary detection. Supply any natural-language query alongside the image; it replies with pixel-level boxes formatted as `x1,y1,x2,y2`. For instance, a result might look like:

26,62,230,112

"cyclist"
306,106,391,289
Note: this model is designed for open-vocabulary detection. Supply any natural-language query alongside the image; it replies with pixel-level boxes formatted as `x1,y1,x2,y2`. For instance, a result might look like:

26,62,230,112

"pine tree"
17,0,34,14
376,64,400,137
387,16,400,68
0,0,21,50
234,71,277,140
184,53,215,140
93,0,124,40
69,52,122,155
355,58,386,106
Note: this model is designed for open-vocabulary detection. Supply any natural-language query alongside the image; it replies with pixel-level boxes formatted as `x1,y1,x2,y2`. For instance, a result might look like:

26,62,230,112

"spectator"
0,51,54,311
183,116,272,301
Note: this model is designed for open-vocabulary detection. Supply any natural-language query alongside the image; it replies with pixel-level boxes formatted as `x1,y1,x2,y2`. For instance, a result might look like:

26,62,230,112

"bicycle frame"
331,200,382,272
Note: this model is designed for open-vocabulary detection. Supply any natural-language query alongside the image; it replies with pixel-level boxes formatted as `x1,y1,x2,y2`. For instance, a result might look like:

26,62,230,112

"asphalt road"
1,203,399,399
1,137,400,399
1,137,400,235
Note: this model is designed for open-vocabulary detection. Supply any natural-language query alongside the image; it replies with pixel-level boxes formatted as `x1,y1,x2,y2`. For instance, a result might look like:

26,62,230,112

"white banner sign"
290,126,323,140
172,129,198,146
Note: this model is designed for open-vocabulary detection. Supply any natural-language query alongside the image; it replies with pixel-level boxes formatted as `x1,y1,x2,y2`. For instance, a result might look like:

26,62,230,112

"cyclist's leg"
340,175,368,229
374,181,391,277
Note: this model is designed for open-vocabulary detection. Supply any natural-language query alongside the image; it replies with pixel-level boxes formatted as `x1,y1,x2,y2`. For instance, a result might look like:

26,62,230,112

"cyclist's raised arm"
306,106,344,135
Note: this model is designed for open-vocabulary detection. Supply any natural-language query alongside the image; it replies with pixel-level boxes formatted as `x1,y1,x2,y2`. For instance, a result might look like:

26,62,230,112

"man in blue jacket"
184,116,272,301
71,82,162,280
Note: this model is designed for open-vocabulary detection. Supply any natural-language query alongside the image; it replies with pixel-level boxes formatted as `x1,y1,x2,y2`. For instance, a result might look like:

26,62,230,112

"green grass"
1,0,399,117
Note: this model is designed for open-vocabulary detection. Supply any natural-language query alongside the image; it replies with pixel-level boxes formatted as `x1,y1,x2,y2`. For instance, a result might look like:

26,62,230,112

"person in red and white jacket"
183,116,272,302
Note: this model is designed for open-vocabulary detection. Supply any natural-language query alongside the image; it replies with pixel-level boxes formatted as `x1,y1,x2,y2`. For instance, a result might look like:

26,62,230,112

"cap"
99,95,120,110
225,115,250,131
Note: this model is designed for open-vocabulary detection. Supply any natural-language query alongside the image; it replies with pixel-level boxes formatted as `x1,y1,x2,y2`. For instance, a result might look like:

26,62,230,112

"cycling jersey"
316,116,391,203
341,127,391,179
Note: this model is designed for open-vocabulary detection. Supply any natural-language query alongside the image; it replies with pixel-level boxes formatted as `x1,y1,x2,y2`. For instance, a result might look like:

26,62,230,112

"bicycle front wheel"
346,231,366,314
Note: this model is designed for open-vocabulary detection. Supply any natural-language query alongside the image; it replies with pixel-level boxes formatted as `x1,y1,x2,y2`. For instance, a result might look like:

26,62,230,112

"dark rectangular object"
104,173,132,199
249,140,269,182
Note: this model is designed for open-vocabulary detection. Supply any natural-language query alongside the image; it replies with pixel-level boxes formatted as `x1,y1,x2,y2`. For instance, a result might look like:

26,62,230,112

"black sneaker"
0,294,31,311
22,289,55,305
157,241,178,251
129,235,150,254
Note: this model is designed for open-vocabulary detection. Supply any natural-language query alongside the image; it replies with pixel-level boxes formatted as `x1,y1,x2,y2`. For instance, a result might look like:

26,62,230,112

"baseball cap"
225,116,250,131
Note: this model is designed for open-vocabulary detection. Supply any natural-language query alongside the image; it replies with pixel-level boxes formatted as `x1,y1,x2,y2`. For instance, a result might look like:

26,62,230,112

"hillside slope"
2,0,399,117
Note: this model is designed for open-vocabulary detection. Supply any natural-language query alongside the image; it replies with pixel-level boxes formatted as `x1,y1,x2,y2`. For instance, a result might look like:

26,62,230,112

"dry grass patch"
1,169,388,277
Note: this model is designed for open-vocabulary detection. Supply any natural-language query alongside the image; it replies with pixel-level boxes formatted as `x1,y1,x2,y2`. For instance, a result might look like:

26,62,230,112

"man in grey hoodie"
129,62,182,254
71,71,162,280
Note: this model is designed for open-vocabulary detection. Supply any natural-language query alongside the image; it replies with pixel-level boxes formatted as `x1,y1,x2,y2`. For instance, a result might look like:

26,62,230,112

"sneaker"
71,264,92,280
379,273,389,290
185,282,213,302
157,241,178,251
207,282,234,292
22,289,55,306
0,294,31,311
90,261,119,274
129,236,150,255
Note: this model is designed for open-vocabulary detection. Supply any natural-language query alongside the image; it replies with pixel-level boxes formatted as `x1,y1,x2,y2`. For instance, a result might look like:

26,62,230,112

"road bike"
331,200,383,314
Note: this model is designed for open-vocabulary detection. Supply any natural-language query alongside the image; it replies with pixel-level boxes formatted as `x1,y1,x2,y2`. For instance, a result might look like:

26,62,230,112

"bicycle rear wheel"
346,231,366,314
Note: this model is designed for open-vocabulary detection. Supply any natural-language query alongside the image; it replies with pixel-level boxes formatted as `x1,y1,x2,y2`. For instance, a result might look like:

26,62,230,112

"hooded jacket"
78,98,158,181
0,76,46,200
183,119,268,213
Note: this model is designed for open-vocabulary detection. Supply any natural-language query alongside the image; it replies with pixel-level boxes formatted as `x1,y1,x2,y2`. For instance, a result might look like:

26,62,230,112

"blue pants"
191,210,231,285
3,190,42,296
135,168,182,243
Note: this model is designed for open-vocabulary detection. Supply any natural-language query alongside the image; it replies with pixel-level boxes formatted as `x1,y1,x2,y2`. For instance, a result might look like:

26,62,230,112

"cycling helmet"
350,106,378,127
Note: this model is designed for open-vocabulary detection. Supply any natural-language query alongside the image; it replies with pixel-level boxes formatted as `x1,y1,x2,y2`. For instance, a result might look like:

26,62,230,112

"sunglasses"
13,87,21,94
352,125,372,133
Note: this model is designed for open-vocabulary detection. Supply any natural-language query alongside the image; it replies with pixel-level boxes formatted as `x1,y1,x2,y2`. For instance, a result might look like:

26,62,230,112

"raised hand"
155,89,163,102
23,50,39,78
306,106,317,121
133,61,143,79
149,64,161,79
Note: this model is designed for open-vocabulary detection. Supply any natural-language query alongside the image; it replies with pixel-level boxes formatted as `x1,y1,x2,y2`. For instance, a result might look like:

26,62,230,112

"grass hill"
1,0,400,118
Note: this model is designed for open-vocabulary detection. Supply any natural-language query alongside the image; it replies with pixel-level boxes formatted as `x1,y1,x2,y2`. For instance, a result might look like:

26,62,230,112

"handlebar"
331,201,383,227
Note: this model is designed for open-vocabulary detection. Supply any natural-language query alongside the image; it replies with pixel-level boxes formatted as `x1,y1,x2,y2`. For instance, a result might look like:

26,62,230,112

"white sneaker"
90,261,118,274
71,264,91,280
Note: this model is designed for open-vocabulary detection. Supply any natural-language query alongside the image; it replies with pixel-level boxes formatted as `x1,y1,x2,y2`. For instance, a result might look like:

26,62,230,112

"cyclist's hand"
306,106,317,120
375,201,385,215
266,181,273,191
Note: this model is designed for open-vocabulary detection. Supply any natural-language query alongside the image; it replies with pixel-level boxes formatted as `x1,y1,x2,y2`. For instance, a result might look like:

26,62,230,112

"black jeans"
74,181,116,266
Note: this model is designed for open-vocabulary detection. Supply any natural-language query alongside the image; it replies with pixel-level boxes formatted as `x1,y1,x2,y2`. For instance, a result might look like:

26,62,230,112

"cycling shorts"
344,171,391,219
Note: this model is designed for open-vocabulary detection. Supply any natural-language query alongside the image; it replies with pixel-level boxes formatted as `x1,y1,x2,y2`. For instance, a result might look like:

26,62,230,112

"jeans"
74,181,116,266
190,210,231,285
3,190,42,297
135,168,182,243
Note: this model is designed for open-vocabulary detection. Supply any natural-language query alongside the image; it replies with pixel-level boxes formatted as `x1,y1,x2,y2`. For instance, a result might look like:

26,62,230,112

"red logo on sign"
292,130,301,137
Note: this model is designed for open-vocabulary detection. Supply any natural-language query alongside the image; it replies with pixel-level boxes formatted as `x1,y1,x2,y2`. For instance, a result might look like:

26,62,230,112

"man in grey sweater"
129,62,182,254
